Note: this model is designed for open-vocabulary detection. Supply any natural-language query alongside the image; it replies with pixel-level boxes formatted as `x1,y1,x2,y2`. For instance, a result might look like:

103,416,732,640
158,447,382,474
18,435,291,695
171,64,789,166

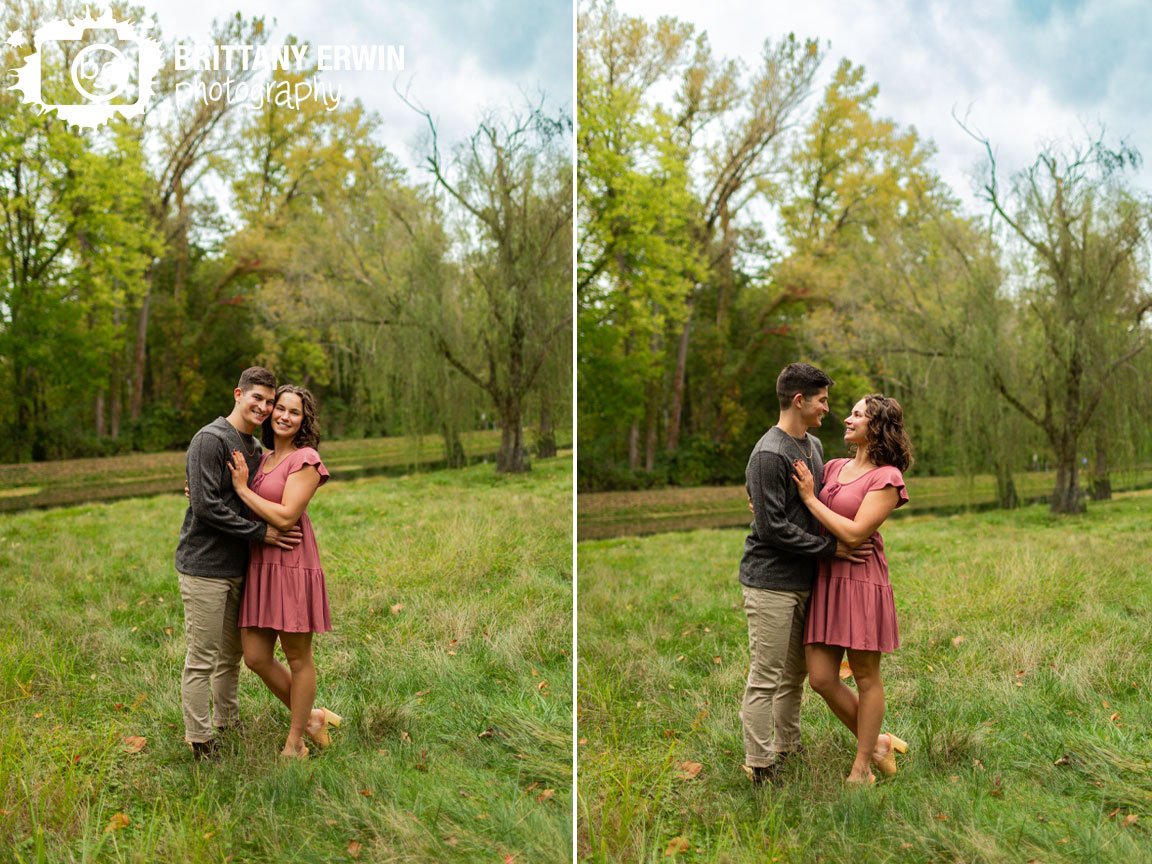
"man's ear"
234,387,244,401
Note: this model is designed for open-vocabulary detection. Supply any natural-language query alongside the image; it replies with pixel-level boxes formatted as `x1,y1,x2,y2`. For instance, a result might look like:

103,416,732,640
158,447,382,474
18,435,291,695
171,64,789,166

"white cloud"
612,0,1151,212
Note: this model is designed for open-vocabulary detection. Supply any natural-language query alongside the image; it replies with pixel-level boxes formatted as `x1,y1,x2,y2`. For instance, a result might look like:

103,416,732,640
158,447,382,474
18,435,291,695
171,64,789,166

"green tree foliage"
0,1,570,465
577,1,822,487
975,135,1152,513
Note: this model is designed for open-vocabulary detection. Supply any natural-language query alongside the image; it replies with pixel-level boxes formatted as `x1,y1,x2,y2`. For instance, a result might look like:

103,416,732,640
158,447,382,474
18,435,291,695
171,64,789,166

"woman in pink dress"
791,393,913,785
227,385,340,759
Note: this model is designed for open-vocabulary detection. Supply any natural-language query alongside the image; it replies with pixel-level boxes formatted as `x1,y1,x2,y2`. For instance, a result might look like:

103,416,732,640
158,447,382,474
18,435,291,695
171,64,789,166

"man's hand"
835,539,874,563
264,525,303,549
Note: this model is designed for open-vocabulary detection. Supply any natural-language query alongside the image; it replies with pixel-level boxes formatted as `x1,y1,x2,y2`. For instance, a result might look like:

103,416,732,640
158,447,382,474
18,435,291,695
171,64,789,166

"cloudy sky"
139,0,572,172
613,0,1151,213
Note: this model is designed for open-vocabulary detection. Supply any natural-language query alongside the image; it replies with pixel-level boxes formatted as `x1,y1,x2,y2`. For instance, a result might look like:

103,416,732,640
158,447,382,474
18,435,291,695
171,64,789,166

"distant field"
0,456,572,863
0,430,571,512
578,491,1152,862
577,466,1152,539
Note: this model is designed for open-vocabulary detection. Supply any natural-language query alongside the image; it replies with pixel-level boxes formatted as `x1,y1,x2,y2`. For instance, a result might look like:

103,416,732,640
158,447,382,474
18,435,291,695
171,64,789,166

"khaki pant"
178,572,244,743
741,585,809,767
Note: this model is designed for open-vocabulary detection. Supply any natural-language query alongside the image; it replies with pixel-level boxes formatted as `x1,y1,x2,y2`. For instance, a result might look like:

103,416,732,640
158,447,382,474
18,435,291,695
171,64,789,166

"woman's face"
271,392,304,441
843,398,870,446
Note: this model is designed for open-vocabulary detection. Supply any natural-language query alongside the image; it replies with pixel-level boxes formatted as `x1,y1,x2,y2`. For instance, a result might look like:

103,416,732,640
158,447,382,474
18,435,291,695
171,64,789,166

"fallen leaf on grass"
578,737,587,745
951,635,966,647
537,680,549,691
1122,814,1139,827
390,603,404,614
1053,755,1071,766
359,789,373,798
121,736,147,754
838,660,852,680
675,761,703,780
1109,712,1120,724
445,836,458,846
664,837,691,857
536,789,555,803
934,813,948,821
712,656,722,665
347,839,362,858
105,813,130,833
400,730,412,743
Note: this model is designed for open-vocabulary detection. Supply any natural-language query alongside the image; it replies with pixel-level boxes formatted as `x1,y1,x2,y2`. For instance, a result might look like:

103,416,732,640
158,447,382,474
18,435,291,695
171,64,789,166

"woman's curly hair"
857,393,913,472
261,385,321,451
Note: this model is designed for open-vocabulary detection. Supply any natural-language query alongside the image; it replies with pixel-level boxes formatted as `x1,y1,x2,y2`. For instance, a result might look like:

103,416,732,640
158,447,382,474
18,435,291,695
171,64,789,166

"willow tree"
976,135,1152,514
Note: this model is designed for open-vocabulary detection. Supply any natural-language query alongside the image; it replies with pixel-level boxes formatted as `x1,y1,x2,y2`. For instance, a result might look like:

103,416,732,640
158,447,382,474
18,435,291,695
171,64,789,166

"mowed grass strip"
577,466,1152,539
0,456,572,863
577,491,1152,863
0,431,525,512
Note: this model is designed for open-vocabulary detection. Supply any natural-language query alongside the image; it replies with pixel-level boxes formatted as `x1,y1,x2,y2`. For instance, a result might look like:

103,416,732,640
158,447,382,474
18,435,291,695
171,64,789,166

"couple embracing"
740,362,913,786
175,366,340,761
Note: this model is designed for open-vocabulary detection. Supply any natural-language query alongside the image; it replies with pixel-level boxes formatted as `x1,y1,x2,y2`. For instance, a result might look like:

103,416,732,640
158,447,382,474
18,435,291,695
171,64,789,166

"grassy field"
577,466,1152,539
578,491,1152,862
0,430,527,512
0,455,572,863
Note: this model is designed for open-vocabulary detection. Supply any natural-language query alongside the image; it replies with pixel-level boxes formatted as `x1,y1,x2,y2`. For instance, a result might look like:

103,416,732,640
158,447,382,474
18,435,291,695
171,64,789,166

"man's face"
797,388,830,429
235,385,275,431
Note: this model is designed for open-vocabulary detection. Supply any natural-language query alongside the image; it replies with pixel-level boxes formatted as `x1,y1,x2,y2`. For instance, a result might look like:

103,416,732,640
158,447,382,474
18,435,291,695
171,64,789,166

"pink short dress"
804,459,907,653
239,447,332,633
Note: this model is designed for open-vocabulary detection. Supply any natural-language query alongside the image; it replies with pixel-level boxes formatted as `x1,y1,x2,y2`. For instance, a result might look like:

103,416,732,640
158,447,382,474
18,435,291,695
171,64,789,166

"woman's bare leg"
846,649,884,782
278,631,316,755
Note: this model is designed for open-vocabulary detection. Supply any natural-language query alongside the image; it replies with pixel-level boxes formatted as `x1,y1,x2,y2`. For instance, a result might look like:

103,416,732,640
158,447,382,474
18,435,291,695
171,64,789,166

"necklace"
227,421,256,458
786,432,813,464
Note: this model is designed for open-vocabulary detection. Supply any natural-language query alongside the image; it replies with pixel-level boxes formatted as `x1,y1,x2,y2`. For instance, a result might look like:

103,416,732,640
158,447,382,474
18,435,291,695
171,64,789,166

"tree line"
577,0,1152,513
0,1,571,473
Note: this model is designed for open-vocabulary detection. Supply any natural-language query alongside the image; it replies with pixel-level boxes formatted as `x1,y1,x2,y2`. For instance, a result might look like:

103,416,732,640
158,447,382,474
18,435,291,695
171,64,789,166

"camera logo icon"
6,9,164,130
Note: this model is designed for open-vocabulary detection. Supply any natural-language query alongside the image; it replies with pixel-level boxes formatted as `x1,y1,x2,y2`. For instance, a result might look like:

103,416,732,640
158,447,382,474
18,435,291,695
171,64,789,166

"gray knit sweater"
739,426,837,591
175,417,268,577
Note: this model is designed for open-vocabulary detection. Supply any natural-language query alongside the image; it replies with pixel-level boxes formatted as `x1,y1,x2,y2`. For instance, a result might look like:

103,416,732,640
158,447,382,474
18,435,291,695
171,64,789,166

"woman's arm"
791,460,900,546
229,451,322,532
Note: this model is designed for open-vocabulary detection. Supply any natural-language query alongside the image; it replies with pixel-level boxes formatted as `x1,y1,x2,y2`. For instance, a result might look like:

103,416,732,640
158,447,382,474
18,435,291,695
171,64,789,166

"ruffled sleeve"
870,465,908,508
289,447,329,486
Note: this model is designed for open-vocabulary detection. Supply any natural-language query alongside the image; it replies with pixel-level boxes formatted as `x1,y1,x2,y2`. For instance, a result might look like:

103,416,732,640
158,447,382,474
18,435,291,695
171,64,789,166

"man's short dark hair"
776,363,833,410
237,366,277,393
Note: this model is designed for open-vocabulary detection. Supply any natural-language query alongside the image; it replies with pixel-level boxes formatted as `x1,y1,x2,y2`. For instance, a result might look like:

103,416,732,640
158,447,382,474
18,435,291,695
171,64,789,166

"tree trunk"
665,309,692,452
95,392,106,437
129,289,150,422
1050,449,1085,514
644,390,658,472
1091,430,1111,501
628,419,640,470
537,396,557,458
497,401,530,473
110,379,122,440
995,460,1019,509
442,421,467,469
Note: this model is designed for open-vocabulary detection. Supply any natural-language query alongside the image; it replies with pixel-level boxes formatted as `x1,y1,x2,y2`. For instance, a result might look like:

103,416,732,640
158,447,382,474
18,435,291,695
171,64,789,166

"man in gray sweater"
175,366,302,760
739,363,870,784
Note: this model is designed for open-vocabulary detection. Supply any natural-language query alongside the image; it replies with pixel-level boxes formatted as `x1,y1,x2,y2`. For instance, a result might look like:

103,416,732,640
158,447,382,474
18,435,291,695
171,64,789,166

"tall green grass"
578,491,1152,862
0,457,572,863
